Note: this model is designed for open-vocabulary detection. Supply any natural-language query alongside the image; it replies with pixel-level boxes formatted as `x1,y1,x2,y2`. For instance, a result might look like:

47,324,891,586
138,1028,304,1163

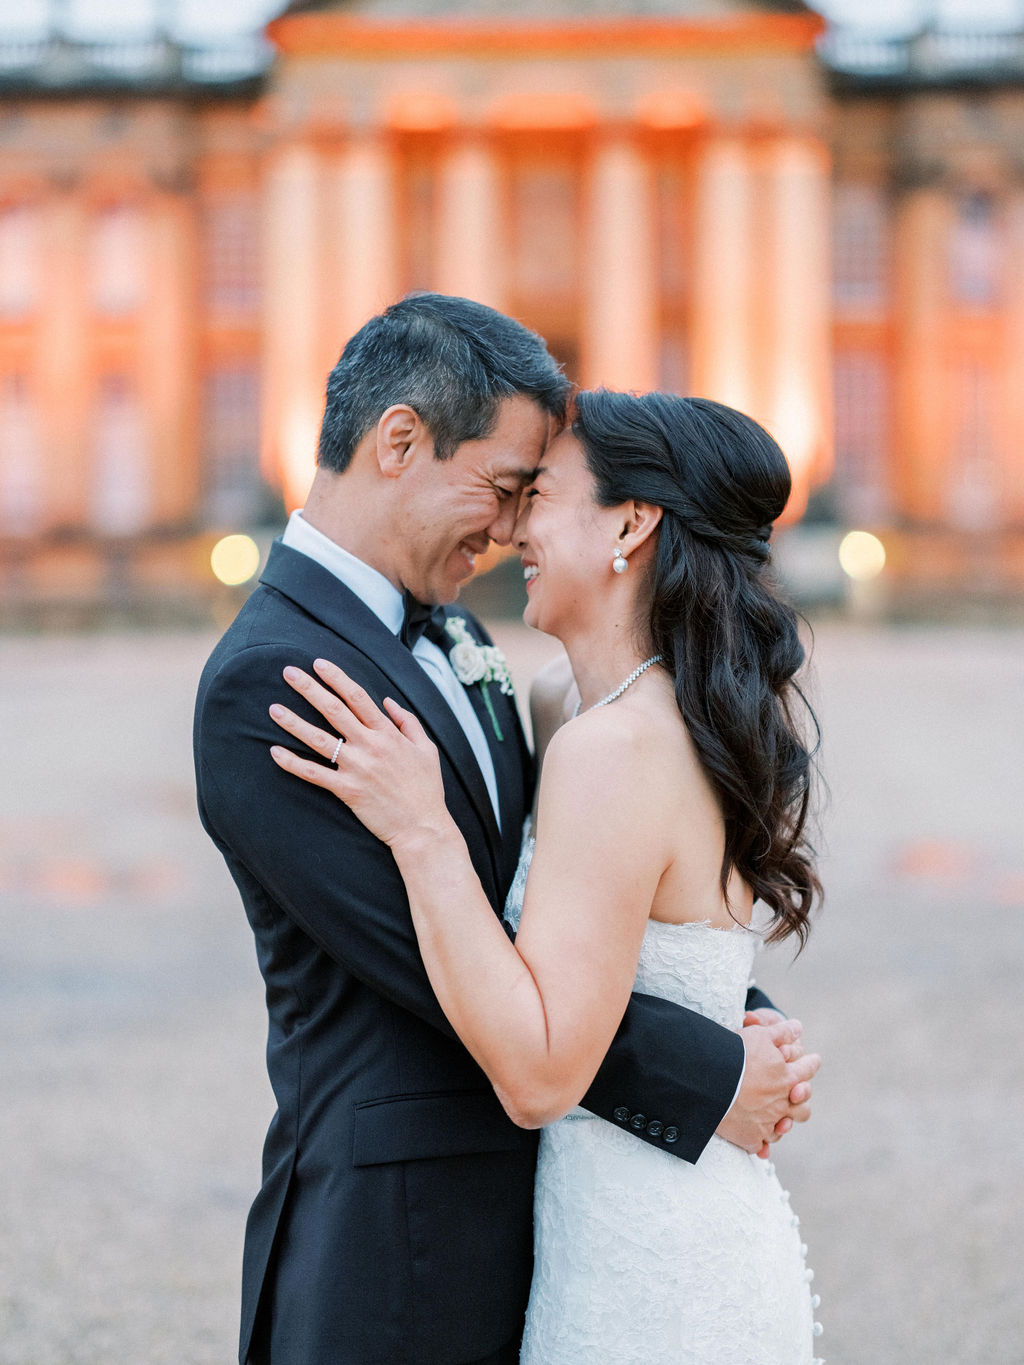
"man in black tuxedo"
194,294,815,1365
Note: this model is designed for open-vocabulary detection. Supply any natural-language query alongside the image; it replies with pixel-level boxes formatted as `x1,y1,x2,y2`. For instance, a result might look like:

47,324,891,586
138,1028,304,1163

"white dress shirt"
281,510,501,828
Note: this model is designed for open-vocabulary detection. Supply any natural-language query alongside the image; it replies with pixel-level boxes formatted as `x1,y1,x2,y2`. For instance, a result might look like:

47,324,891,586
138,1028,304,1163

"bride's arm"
270,658,661,1128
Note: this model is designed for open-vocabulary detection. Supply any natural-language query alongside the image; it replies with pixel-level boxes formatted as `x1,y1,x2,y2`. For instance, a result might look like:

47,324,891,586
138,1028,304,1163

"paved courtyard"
1,620,1022,1364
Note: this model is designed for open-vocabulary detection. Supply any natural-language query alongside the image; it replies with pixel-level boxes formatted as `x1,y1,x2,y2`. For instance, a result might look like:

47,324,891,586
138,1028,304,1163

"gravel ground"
1,621,1021,1364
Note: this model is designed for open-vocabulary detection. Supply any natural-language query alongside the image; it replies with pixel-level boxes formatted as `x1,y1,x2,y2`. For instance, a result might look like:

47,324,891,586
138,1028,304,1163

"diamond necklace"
572,655,663,718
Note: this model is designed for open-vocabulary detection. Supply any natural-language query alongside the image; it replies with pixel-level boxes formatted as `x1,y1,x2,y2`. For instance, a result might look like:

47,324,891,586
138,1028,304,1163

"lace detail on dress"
503,823,825,1365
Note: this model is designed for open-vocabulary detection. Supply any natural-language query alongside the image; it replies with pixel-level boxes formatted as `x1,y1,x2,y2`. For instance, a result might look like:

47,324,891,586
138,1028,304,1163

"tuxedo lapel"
443,613,517,835
260,542,502,874
438,609,532,889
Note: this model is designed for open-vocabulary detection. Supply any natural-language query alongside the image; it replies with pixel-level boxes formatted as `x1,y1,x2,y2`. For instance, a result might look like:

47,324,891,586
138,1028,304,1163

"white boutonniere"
444,616,513,741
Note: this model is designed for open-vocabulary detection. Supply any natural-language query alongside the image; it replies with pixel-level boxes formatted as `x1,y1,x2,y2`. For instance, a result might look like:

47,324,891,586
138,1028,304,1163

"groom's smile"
399,394,553,606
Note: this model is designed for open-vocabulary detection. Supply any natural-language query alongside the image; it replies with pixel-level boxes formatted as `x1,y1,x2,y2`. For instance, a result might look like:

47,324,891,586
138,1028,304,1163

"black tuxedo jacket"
194,540,769,1365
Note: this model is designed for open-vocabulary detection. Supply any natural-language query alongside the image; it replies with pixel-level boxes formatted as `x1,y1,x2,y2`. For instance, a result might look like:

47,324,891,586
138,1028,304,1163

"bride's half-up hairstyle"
573,390,821,946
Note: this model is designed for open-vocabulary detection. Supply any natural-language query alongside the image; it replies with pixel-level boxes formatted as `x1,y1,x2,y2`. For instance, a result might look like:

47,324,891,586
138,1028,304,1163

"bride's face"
514,428,614,638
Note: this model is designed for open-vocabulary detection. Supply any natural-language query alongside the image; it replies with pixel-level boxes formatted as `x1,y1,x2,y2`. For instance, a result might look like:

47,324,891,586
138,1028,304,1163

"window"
833,183,887,310
202,363,266,526
91,204,144,316
91,374,150,535
950,191,999,308
0,373,43,534
833,348,890,522
948,359,999,530
202,193,260,317
0,203,38,318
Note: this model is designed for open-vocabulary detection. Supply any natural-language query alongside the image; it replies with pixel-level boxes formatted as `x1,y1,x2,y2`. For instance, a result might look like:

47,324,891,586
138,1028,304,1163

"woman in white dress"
270,390,824,1363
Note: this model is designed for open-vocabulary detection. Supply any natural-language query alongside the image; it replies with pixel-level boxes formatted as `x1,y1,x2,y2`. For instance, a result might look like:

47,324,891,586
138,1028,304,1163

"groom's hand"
716,1018,820,1157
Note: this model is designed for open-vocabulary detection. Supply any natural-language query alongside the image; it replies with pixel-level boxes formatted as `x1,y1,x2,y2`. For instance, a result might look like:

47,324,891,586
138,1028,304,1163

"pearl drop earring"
612,546,628,574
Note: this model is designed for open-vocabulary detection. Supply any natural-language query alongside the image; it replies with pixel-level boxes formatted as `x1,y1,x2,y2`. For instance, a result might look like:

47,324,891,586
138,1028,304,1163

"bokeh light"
838,530,886,581
210,534,260,586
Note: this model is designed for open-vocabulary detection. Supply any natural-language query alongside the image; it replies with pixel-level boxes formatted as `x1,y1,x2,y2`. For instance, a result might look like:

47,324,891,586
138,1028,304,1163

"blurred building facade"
0,0,1021,620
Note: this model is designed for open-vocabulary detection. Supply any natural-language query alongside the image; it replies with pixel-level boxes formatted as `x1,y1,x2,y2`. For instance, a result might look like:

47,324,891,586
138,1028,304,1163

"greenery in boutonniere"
443,616,513,741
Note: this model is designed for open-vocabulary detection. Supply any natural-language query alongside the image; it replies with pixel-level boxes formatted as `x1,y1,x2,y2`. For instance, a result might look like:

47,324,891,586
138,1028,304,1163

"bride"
269,390,824,1363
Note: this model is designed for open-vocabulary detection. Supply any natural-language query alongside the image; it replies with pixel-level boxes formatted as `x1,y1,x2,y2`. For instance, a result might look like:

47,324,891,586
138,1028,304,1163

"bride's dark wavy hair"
573,390,821,946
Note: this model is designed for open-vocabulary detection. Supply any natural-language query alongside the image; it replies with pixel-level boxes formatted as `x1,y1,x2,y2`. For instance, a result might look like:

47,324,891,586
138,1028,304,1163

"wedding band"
330,737,344,765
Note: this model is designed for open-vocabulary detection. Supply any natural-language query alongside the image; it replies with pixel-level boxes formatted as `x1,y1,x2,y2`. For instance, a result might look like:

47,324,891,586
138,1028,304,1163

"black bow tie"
400,591,449,650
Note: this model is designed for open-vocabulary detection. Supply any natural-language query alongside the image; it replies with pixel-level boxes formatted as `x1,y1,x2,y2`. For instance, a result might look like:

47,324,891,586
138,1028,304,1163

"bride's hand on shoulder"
268,658,450,849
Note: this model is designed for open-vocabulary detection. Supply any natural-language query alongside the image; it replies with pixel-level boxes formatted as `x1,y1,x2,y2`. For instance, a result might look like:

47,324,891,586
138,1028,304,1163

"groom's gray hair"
316,293,570,470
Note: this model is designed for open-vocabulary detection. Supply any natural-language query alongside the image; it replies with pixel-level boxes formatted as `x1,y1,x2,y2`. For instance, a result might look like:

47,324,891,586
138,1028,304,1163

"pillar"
893,185,951,523
690,135,755,412
35,188,89,529
762,135,833,517
141,188,199,525
326,132,399,348
581,133,658,392
434,134,504,310
1000,191,1024,526
261,140,325,511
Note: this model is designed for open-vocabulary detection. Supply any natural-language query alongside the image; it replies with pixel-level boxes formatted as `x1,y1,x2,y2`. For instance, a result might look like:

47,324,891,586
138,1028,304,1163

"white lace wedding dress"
504,832,824,1365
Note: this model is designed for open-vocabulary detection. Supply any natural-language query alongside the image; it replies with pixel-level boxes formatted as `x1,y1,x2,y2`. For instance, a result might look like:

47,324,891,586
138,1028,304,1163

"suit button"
612,1106,630,1123
629,1112,646,1130
663,1126,679,1143
646,1120,663,1137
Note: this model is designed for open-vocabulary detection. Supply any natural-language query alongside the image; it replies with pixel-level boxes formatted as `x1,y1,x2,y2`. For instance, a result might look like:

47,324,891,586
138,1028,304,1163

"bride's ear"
616,501,662,556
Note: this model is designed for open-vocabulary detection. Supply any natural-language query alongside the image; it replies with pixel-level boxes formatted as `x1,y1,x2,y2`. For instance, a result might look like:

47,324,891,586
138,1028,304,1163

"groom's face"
399,394,553,605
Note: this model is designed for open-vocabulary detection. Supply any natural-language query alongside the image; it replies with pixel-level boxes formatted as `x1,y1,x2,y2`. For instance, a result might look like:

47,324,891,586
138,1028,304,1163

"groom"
194,294,817,1365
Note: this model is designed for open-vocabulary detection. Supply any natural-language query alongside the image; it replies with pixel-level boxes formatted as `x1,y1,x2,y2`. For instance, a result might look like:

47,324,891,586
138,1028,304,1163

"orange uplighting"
385,92,459,132
267,15,826,60
489,92,598,132
636,90,707,131
278,404,320,514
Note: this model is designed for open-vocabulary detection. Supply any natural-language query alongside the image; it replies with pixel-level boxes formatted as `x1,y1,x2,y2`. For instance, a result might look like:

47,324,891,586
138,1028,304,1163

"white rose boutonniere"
444,616,513,740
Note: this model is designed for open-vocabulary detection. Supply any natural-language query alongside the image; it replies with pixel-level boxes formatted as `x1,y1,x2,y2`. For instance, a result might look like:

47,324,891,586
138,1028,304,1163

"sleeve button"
612,1106,630,1123
663,1126,679,1143
629,1112,647,1130
646,1119,663,1137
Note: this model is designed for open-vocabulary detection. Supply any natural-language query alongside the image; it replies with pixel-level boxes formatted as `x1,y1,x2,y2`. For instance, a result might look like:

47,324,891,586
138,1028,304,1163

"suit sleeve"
579,953,779,1167
196,639,473,1039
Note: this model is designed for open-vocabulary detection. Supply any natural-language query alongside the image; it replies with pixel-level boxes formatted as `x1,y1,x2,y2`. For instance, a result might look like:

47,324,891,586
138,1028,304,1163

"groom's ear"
376,404,423,478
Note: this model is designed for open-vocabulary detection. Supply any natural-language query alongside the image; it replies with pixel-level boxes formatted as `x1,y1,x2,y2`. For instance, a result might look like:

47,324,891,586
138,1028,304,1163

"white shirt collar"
280,510,405,636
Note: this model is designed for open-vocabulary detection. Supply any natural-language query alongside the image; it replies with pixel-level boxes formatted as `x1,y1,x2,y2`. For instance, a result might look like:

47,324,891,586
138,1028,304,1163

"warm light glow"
211,534,261,586
385,91,458,131
279,402,321,512
839,530,886,582
636,89,706,130
489,92,597,130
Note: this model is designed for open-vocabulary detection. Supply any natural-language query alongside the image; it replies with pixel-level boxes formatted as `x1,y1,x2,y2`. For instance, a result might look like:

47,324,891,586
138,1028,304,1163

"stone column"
261,139,325,511
327,132,399,348
1000,191,1024,527
893,184,951,523
581,132,658,392
762,135,833,516
690,135,756,412
141,188,199,525
35,189,89,529
434,133,504,310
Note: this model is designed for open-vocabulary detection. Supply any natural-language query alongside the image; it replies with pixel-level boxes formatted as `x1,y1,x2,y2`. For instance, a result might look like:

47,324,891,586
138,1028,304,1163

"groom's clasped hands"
718,1011,821,1159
